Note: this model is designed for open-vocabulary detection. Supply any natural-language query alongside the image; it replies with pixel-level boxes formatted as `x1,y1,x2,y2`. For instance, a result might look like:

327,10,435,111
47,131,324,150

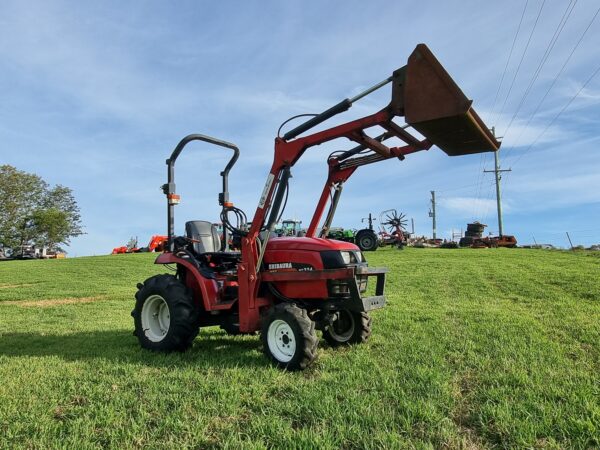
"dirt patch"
0,283,34,289
2,296,107,307
448,372,488,449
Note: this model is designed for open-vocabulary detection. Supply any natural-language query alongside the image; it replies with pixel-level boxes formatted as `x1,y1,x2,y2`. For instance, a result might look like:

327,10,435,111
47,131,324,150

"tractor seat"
185,220,241,265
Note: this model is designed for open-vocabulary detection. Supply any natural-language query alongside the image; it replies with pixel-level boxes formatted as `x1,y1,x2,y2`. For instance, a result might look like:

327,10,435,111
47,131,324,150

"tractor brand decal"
267,262,314,272
258,173,275,209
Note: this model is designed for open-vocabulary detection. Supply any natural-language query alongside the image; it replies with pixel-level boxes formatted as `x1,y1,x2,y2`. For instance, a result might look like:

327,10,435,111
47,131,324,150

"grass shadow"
0,329,268,369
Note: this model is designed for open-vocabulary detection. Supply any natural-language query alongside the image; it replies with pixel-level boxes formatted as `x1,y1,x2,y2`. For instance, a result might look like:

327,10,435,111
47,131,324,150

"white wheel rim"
267,319,296,363
328,310,355,341
141,295,170,342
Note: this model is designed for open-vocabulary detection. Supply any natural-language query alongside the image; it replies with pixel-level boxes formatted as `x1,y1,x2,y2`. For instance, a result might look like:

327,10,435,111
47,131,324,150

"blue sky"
1,0,599,255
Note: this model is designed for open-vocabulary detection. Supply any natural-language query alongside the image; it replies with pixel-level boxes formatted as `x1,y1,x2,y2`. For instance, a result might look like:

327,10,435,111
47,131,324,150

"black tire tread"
355,229,378,252
356,311,372,343
261,303,318,371
132,274,199,352
323,311,372,346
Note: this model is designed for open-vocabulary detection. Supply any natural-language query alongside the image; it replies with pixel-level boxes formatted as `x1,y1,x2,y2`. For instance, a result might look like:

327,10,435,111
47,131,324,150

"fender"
155,252,218,312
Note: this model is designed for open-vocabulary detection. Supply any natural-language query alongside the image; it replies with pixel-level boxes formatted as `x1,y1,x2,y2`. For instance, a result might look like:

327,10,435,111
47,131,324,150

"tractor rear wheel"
355,229,378,251
261,303,318,370
132,274,199,352
323,310,372,346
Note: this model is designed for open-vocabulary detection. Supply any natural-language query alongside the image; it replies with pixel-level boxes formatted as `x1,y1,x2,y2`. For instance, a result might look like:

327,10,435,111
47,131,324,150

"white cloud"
577,87,600,101
473,107,567,150
504,172,600,211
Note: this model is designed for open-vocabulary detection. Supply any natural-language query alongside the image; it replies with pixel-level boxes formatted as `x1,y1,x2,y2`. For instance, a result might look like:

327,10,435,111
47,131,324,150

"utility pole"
429,190,436,239
566,232,574,250
484,127,511,236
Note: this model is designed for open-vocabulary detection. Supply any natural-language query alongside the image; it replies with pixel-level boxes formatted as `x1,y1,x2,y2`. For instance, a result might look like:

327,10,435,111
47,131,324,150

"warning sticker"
258,173,275,209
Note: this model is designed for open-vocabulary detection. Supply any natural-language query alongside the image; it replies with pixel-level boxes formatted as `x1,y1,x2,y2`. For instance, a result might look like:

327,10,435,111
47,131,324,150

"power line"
500,4,600,199
474,1,529,218
501,0,578,147
436,181,493,194
503,4,600,169
473,0,537,219
511,61,600,167
472,157,486,219
481,183,497,223
494,0,547,125
436,183,496,199
490,0,530,117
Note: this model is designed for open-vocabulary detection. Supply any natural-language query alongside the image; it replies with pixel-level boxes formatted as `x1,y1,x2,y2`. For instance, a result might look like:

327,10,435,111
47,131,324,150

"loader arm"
308,138,433,238
236,43,501,331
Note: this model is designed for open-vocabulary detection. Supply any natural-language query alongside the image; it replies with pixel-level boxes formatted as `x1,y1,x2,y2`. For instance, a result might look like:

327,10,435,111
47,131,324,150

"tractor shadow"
0,329,268,369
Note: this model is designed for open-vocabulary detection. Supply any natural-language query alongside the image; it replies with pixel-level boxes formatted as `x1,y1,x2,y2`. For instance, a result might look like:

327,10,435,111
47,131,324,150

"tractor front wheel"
132,274,199,352
323,310,372,346
261,303,318,370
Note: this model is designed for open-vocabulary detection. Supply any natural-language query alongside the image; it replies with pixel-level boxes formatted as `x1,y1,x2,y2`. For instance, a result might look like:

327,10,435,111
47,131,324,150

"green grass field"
0,248,598,449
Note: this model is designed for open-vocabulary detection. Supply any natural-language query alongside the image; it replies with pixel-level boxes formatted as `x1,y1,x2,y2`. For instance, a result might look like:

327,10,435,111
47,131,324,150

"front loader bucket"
403,44,500,156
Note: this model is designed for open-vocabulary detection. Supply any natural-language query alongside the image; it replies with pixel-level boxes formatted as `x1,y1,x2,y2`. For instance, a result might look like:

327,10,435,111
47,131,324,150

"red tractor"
136,235,168,253
112,236,139,254
132,44,500,370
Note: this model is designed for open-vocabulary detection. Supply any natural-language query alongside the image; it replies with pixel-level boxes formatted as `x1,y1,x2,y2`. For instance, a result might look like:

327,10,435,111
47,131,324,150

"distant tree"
34,185,83,250
30,208,71,251
0,165,46,248
0,165,83,251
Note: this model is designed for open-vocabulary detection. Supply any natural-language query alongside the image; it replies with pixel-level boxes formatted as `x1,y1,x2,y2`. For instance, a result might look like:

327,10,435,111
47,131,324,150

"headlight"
356,251,366,263
321,250,364,268
340,251,353,265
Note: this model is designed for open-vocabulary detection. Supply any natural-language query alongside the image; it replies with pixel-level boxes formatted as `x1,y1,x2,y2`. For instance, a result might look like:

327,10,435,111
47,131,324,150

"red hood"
265,237,359,252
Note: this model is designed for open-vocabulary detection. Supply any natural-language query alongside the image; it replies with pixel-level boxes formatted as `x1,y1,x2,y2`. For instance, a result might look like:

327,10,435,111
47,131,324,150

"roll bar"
162,134,240,252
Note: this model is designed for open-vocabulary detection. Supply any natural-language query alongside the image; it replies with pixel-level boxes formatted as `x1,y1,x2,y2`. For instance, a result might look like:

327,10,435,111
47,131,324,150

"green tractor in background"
326,213,379,251
275,219,306,237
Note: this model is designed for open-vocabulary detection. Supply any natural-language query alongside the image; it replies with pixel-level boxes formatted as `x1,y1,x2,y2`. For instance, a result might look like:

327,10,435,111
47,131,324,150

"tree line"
0,165,83,254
